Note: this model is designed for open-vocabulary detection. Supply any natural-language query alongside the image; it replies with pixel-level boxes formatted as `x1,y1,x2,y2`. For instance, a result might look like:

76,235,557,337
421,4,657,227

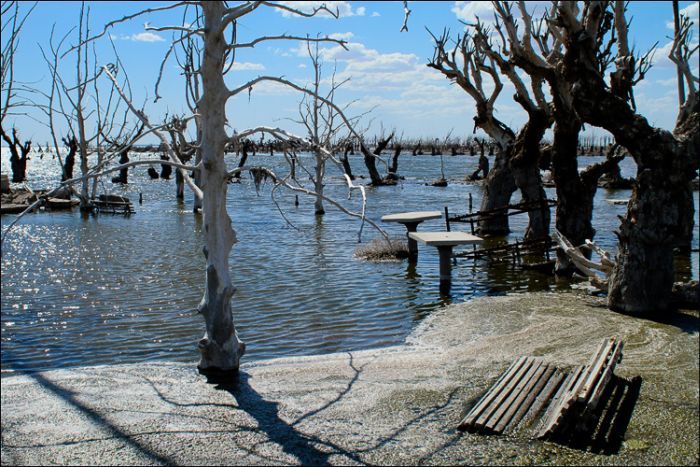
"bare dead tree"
359,131,394,186
549,1,698,313
491,1,642,273
428,28,516,234
1,1,36,183
85,0,396,377
295,39,355,215
39,3,137,209
470,19,552,241
0,127,30,182
61,135,77,181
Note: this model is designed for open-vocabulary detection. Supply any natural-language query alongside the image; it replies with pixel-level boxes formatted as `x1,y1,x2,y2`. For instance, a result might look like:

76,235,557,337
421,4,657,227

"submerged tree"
295,40,354,215
1,1,36,183
88,1,396,376
491,1,654,274
429,24,552,240
550,1,698,313
429,29,516,235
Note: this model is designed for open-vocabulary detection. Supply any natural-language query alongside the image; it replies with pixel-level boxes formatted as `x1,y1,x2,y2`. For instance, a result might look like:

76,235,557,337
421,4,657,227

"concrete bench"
381,211,443,262
408,231,482,293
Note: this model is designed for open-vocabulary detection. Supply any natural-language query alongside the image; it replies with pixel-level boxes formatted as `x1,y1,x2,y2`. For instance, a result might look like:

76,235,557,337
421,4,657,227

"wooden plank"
522,368,565,429
473,357,537,431
586,340,624,411
492,359,548,434
536,365,586,439
504,363,554,433
578,337,616,404
458,357,527,431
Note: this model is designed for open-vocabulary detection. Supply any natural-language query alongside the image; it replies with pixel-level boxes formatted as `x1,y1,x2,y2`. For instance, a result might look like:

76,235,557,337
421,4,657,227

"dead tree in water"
165,117,196,199
471,21,552,241
340,143,355,180
61,136,77,181
429,29,515,235
41,3,135,209
1,2,36,183
359,132,393,186
551,1,698,313
492,1,640,272
385,142,402,183
231,139,252,181
106,122,145,184
430,26,552,240
0,127,31,182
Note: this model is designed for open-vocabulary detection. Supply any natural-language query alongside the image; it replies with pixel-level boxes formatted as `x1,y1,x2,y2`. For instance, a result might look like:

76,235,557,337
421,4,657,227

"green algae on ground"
1,292,698,465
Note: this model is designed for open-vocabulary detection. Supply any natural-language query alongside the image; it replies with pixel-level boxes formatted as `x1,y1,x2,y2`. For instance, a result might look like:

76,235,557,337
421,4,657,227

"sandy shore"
1,292,698,465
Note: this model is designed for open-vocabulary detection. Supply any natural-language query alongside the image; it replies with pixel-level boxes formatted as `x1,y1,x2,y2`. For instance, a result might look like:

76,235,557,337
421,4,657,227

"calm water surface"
2,149,698,372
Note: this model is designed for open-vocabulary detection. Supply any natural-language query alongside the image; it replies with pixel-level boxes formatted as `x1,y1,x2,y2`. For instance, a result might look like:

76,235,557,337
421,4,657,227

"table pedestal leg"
403,222,420,263
438,245,453,295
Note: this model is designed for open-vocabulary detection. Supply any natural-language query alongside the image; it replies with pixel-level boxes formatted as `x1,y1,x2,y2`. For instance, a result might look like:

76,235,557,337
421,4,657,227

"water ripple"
1,151,698,372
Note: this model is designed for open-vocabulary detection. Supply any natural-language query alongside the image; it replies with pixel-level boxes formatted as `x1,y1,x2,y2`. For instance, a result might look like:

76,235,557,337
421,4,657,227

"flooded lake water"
2,149,698,372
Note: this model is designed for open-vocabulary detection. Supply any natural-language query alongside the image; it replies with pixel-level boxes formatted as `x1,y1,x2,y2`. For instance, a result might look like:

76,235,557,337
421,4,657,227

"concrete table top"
381,211,442,223
409,231,483,247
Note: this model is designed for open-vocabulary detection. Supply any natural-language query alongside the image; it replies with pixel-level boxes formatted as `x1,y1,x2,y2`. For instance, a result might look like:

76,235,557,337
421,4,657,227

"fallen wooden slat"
500,362,553,433
586,340,623,412
578,338,616,404
474,357,537,432
536,365,586,438
517,366,562,430
486,359,543,433
458,356,528,431
492,359,548,434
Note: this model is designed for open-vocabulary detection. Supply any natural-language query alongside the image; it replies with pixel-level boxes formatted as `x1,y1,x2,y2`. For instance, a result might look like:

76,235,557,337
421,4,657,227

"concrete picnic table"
408,231,483,294
381,211,443,262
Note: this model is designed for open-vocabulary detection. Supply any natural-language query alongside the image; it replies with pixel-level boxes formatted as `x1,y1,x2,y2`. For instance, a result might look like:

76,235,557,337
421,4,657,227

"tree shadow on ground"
203,352,465,465
206,352,367,465
5,369,177,465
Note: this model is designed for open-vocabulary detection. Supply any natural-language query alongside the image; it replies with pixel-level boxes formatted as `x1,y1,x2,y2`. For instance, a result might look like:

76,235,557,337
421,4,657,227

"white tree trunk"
196,2,245,374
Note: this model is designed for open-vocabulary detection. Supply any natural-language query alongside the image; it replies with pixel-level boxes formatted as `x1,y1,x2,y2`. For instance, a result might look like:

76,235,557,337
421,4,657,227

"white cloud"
452,1,496,23
328,32,354,41
298,63,307,68
666,2,699,29
656,77,678,87
452,1,552,24
371,12,381,17
274,1,366,18
129,32,164,42
230,62,266,71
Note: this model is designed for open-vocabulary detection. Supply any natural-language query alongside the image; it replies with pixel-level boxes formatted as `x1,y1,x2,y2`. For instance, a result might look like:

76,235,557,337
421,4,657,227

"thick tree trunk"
551,120,594,274
1,127,31,183
61,136,77,182
176,170,184,200
341,145,355,180
477,147,516,235
196,2,245,375
509,110,550,241
359,142,385,186
193,126,203,213
232,141,249,180
565,34,699,314
160,154,172,179
112,149,129,184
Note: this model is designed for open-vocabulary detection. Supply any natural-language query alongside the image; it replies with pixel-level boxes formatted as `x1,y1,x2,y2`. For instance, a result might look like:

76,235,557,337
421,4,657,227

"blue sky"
3,1,699,145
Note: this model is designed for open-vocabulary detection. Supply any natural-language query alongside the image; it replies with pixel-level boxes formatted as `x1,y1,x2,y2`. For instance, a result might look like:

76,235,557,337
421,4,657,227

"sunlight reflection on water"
1,150,697,372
